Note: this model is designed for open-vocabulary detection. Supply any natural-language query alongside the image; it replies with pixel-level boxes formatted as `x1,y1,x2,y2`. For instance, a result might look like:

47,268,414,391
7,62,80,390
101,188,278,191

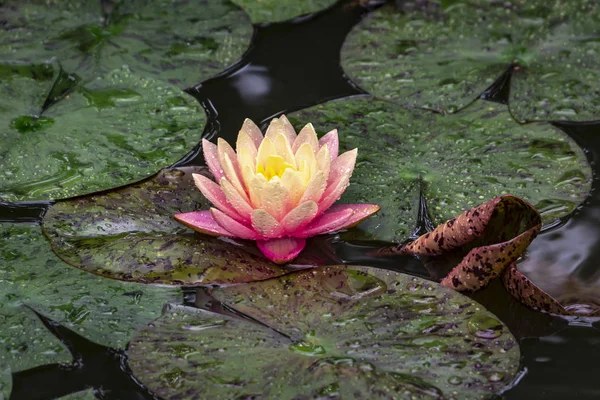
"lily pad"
0,0,252,86
0,66,204,201
128,265,520,399
42,166,293,285
0,223,180,352
231,0,337,23
0,368,11,400
0,306,71,374
288,97,591,242
379,195,541,292
341,1,600,120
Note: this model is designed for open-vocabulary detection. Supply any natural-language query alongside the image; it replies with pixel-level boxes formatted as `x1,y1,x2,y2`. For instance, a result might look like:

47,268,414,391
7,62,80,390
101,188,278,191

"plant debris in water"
128,266,520,399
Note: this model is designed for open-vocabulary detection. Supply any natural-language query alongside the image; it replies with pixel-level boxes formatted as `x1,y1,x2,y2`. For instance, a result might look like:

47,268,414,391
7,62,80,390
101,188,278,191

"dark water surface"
2,0,600,399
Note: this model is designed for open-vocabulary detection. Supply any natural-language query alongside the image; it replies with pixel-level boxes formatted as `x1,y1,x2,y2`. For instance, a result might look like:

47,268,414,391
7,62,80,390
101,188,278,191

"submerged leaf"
0,66,204,201
42,167,293,286
0,223,179,356
0,0,252,86
341,1,600,120
379,195,542,292
288,97,591,242
231,0,337,23
129,266,520,399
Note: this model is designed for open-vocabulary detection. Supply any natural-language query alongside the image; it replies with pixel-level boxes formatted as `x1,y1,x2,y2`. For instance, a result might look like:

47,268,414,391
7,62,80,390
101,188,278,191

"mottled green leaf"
379,195,541,292
0,223,179,357
129,266,520,399
0,306,70,374
42,167,294,285
0,0,252,86
0,66,204,201
231,0,337,23
288,97,591,242
341,1,600,120
0,368,11,400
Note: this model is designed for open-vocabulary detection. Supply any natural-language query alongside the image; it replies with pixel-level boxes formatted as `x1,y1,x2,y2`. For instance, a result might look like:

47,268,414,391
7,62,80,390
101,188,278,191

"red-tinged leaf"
502,264,600,317
378,195,542,292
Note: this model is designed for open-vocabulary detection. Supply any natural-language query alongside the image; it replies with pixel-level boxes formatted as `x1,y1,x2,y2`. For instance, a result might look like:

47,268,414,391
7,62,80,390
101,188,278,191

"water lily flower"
174,115,380,264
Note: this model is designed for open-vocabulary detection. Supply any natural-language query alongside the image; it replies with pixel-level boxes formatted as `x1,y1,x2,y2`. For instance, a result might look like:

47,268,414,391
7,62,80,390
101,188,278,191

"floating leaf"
0,223,179,353
0,66,204,201
288,97,591,242
231,0,337,23
0,0,252,86
129,266,520,399
0,368,11,400
0,306,71,374
379,195,542,292
341,1,600,120
42,167,293,285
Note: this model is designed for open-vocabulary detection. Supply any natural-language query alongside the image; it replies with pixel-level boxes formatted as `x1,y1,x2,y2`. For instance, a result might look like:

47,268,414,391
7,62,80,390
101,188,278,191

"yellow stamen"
257,155,295,181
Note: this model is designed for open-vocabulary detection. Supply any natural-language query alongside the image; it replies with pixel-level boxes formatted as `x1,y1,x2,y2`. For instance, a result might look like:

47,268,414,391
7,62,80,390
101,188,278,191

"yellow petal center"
256,155,296,181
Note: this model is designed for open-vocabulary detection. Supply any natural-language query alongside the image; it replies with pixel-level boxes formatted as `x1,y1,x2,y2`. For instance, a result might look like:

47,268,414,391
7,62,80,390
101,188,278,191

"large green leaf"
341,1,600,121
42,167,294,285
0,66,204,201
0,306,71,374
0,223,179,358
0,368,11,400
288,97,591,242
129,266,520,399
0,0,252,86
231,0,337,23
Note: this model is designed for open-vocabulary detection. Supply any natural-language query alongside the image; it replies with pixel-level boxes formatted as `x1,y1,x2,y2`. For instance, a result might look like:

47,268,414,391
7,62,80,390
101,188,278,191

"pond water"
1,0,600,399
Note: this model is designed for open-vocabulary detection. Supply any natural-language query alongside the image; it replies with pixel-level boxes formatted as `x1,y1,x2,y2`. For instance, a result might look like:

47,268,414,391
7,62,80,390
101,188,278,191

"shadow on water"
3,0,600,399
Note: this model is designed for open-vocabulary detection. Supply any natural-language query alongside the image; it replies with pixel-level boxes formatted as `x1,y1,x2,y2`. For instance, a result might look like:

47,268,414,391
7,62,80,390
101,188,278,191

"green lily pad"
0,306,71,374
341,1,600,121
0,223,180,354
231,0,337,23
0,0,252,86
42,166,293,286
128,265,520,399
0,66,204,201
288,97,591,242
0,368,10,400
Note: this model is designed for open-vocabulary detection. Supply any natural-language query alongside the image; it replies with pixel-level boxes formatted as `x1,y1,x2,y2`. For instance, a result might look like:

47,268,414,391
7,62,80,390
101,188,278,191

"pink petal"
251,209,285,238
325,203,380,229
297,207,354,238
241,118,263,148
174,210,234,237
220,178,254,221
210,208,260,240
319,149,357,213
218,139,249,201
318,129,339,160
281,201,318,233
192,173,245,222
202,139,224,182
257,237,306,264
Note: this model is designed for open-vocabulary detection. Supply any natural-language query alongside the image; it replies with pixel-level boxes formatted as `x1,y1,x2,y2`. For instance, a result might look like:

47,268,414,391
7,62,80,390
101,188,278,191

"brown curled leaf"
501,263,569,315
502,264,600,317
378,195,542,292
